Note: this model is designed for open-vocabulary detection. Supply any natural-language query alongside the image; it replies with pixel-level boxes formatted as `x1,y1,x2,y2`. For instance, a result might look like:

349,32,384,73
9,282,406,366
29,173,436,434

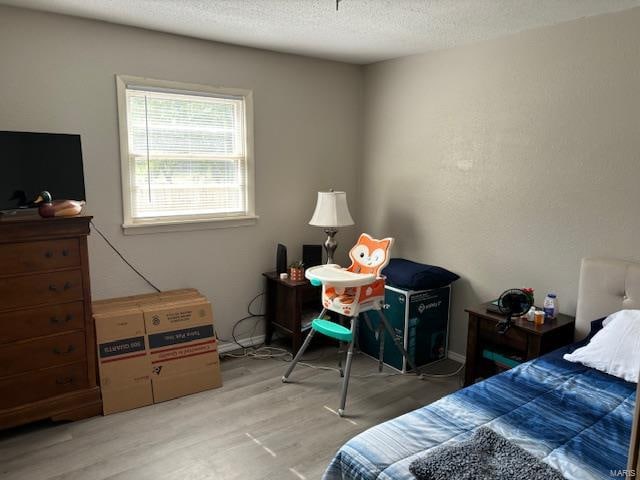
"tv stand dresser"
0,214,101,428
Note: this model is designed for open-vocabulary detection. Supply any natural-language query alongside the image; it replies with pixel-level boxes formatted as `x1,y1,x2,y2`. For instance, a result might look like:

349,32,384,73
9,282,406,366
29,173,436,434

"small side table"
464,303,575,387
263,271,320,353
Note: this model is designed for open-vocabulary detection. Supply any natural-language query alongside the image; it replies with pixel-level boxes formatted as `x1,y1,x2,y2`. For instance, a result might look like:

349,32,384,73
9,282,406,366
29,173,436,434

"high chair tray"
305,264,376,288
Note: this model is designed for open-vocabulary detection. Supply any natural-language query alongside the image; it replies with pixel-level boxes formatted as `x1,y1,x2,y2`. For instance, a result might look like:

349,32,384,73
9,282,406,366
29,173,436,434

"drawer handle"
44,251,54,258
53,345,75,355
50,314,74,324
56,377,74,385
62,249,69,257
49,283,71,292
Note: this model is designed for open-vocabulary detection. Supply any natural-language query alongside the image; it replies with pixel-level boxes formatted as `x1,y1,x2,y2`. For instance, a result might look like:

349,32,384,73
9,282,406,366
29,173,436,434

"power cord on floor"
292,359,467,380
286,357,403,379
288,360,466,380
419,362,466,388
222,346,291,360
419,362,466,378
219,344,327,364
219,336,407,378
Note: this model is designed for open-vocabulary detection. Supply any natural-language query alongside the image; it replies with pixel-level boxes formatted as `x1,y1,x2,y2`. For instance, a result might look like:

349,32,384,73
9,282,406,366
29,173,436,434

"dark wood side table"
263,271,321,353
464,303,575,387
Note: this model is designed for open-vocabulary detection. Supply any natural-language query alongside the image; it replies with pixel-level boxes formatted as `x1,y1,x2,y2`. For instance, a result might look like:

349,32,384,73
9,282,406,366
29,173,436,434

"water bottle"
543,293,558,319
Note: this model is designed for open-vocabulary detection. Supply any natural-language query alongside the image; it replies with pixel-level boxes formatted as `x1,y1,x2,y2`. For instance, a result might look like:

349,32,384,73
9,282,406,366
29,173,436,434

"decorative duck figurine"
33,191,85,218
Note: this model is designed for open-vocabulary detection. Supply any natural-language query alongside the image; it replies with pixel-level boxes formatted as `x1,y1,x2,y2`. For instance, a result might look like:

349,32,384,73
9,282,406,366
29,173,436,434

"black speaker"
276,244,287,274
303,244,323,268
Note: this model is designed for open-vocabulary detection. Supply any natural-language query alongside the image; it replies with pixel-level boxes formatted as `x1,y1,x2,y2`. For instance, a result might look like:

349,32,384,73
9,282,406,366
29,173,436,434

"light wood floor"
0,346,462,480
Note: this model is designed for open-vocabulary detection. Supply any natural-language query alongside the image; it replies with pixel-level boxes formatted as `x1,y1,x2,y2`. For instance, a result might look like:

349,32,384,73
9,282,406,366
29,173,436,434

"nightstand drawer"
0,331,86,377
478,318,528,352
0,270,83,311
0,238,80,275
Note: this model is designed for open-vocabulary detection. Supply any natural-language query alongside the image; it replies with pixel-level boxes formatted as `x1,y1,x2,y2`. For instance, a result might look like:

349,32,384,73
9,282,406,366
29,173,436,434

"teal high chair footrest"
311,319,352,342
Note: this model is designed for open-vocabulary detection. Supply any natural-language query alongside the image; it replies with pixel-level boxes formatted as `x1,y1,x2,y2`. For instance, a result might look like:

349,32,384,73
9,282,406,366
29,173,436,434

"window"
116,76,255,233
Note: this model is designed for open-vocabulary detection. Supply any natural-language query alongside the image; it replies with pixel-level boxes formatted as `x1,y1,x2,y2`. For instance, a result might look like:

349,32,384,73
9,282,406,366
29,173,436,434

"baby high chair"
282,233,420,416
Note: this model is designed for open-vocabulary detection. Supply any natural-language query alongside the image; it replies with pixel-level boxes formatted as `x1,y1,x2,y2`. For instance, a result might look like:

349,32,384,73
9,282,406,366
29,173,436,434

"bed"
324,258,640,480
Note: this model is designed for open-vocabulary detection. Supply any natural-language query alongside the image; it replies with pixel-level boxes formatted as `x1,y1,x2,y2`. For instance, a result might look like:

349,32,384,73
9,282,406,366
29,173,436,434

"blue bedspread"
324,345,636,480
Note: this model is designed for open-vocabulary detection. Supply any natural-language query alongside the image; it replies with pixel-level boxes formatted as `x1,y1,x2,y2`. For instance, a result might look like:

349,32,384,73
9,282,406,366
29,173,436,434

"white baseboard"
447,350,466,364
218,334,266,354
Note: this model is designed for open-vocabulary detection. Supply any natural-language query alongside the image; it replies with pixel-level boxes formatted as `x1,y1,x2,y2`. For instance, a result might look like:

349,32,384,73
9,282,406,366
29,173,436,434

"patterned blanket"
323,344,636,480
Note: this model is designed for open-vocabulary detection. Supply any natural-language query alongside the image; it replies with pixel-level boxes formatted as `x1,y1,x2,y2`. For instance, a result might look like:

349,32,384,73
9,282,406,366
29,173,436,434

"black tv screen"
0,131,86,212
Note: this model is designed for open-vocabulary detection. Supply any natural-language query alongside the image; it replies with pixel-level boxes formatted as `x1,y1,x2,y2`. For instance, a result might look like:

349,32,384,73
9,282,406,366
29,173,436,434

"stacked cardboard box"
93,289,221,414
93,305,152,414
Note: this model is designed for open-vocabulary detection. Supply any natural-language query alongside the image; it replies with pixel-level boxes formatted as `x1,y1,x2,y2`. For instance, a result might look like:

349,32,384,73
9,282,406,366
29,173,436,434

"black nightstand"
464,303,575,386
262,271,320,353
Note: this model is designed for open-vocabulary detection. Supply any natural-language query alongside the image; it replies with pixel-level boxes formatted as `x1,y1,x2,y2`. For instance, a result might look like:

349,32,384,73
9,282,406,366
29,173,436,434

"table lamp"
309,190,354,264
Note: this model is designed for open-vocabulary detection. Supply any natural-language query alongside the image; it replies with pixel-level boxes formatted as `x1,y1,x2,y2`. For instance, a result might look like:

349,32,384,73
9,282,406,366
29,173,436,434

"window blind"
125,88,247,220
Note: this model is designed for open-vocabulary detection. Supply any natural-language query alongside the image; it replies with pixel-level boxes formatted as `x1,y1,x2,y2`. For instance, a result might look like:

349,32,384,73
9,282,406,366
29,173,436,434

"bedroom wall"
0,6,363,344
362,8,640,356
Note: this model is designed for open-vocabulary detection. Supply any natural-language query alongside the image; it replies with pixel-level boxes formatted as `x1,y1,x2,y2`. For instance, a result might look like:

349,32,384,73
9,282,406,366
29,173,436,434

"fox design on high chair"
323,233,394,316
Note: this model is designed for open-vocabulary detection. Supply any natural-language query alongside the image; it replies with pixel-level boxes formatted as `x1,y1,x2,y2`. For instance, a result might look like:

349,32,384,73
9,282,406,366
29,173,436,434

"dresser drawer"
0,302,85,344
0,270,83,311
0,362,87,410
0,238,80,275
0,331,86,377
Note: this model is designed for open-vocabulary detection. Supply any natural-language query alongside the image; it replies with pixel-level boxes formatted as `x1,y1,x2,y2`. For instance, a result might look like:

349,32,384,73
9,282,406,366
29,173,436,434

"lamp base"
323,229,338,264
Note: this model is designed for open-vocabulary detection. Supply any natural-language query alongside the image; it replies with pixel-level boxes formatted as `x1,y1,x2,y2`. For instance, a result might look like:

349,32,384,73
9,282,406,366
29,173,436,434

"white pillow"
563,309,640,383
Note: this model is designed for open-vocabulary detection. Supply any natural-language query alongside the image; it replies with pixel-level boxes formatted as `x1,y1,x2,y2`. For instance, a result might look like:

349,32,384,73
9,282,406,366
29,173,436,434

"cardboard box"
358,285,451,373
92,289,202,314
94,307,153,414
92,290,221,414
93,291,160,308
144,299,221,402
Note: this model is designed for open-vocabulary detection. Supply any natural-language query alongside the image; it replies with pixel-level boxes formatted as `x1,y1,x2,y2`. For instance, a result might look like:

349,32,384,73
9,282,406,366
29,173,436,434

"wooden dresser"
0,214,101,429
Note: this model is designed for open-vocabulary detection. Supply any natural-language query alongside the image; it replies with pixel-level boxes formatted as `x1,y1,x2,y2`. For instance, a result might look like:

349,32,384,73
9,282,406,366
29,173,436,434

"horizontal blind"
125,88,247,220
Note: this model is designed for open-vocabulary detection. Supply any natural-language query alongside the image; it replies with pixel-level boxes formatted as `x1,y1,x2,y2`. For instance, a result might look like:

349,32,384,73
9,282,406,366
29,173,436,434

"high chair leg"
338,342,345,377
363,312,385,373
378,311,421,375
282,328,316,382
338,317,358,416
377,321,385,373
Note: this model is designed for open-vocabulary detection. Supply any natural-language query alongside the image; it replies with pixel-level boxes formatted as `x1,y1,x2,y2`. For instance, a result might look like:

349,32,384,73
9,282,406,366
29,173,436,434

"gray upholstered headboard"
576,257,640,339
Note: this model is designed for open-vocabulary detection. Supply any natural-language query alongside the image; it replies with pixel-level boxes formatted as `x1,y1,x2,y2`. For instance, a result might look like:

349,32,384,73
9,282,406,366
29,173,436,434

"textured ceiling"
3,0,640,64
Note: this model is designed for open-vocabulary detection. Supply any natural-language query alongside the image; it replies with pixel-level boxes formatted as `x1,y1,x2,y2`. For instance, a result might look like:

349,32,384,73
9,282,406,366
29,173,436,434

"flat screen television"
0,131,86,212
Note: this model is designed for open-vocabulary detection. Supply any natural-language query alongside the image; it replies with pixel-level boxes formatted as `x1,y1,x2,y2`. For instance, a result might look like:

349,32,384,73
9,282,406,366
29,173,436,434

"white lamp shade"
309,191,355,227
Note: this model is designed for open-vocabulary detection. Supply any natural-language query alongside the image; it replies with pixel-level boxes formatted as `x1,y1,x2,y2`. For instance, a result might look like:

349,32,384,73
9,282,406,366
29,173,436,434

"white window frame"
116,75,256,235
